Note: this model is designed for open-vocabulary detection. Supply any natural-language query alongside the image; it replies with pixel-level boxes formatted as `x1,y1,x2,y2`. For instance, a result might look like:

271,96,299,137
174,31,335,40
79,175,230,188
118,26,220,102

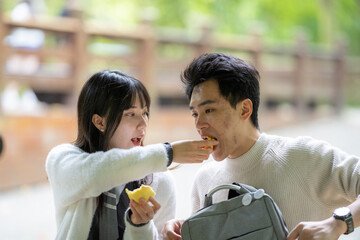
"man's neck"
229,128,260,159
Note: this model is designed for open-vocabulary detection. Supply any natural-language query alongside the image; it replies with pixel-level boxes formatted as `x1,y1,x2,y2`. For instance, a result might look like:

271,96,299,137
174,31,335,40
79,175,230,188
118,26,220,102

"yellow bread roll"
203,136,215,149
125,185,156,203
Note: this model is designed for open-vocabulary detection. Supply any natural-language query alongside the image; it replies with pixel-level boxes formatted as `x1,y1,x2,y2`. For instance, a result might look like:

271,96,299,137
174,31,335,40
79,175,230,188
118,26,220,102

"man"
162,53,360,240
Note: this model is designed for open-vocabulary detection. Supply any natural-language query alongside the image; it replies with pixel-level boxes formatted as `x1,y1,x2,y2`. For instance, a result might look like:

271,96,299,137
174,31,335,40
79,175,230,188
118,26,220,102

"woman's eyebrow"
127,105,148,110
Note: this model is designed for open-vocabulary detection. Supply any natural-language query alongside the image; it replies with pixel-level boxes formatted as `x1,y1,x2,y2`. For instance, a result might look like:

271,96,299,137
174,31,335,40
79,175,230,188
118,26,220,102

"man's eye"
205,109,213,114
191,112,198,118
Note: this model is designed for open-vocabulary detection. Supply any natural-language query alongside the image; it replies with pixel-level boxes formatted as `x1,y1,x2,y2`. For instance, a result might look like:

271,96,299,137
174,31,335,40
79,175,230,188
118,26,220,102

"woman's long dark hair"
75,70,153,204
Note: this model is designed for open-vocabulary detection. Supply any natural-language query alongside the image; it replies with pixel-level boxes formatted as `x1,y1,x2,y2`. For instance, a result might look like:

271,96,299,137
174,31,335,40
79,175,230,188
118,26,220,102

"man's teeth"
204,136,217,140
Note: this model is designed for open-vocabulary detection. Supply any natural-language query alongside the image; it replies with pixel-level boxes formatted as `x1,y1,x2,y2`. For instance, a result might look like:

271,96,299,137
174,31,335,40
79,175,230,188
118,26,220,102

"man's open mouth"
203,136,217,141
202,136,218,150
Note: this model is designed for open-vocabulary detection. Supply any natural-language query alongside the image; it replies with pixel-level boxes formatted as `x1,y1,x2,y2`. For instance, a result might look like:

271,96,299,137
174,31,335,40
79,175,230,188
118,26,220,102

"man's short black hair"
181,52,260,129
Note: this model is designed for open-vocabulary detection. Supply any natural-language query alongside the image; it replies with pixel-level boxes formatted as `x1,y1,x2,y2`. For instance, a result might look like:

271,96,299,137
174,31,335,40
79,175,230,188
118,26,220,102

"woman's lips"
131,137,141,146
131,134,144,146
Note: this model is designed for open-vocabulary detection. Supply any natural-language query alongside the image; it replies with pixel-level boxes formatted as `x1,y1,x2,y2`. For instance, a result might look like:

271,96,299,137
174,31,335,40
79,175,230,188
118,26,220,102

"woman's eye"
205,109,213,114
191,112,198,118
125,112,135,117
143,111,149,117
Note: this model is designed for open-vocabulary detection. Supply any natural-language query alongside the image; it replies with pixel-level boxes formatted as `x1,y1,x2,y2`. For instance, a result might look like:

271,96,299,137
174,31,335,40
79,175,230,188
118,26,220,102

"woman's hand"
129,197,161,225
171,139,218,164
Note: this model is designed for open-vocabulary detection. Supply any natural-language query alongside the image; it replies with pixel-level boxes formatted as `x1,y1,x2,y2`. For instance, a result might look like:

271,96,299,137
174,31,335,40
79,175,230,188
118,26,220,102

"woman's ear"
92,114,106,132
239,99,253,120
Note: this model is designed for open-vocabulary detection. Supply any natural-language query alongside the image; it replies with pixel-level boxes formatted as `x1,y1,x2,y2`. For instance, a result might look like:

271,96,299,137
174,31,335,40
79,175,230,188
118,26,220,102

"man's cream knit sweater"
191,133,360,230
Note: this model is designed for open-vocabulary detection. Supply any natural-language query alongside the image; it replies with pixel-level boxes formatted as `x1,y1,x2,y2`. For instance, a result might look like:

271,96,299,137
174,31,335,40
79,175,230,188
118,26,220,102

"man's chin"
212,152,226,162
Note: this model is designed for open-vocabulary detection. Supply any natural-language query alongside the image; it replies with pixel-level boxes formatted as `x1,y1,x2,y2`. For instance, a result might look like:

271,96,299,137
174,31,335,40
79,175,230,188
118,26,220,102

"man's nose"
195,114,208,130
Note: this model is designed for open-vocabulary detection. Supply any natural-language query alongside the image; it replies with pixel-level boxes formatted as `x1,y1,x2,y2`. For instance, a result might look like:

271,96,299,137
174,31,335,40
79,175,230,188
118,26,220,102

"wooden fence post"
0,2,5,95
333,38,346,114
73,13,87,100
138,18,157,110
250,31,263,70
250,30,265,112
0,1,6,116
195,24,213,57
294,31,308,115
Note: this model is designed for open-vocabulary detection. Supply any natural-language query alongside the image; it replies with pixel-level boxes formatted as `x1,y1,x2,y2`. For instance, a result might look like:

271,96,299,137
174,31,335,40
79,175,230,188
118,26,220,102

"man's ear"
92,114,106,132
239,99,253,120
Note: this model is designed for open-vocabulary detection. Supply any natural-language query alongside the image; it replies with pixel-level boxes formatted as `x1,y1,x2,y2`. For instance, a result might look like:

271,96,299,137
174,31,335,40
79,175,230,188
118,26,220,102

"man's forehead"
189,89,222,110
192,80,218,97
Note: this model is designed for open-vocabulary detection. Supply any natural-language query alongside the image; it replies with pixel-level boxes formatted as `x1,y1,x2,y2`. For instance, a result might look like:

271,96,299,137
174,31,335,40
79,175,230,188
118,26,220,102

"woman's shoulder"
151,171,175,187
150,171,176,196
48,143,81,156
46,143,83,165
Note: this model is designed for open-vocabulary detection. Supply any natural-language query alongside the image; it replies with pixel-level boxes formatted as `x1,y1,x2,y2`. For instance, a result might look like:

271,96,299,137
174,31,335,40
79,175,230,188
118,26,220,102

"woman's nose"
137,115,148,130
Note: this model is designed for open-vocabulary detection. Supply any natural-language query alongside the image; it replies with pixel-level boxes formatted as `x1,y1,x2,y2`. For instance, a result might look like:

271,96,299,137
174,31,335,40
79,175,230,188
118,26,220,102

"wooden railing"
0,7,358,114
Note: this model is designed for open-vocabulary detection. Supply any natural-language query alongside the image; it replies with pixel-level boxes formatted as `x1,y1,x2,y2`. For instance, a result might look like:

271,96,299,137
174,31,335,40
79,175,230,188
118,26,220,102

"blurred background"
0,0,359,239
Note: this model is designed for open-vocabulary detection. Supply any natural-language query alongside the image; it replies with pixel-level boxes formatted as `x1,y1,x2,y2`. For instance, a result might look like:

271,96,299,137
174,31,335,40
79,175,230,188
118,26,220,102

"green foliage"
2,0,360,55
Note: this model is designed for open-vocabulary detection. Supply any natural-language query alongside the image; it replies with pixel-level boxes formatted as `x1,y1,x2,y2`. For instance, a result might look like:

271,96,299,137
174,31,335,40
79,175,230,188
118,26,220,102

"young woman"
46,70,217,240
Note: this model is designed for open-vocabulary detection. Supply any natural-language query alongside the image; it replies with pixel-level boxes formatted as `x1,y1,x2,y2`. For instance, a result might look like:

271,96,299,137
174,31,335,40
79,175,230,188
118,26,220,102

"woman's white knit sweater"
46,143,175,240
191,133,360,230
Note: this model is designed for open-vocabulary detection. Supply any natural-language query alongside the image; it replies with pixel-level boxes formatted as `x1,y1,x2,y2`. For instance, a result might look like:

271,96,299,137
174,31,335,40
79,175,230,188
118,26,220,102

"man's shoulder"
263,133,337,163
263,133,319,151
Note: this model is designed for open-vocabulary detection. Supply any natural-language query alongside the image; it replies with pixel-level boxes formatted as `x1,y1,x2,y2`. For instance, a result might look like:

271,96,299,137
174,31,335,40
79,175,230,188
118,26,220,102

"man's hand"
161,219,184,240
129,197,161,225
287,216,346,240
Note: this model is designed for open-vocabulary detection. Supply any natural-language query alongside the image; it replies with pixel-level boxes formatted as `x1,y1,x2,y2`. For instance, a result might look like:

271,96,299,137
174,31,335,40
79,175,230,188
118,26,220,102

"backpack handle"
204,184,242,207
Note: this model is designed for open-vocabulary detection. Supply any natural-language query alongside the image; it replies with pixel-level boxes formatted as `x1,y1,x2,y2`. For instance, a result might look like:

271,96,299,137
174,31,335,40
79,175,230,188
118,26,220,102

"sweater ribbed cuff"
163,142,173,167
126,208,148,227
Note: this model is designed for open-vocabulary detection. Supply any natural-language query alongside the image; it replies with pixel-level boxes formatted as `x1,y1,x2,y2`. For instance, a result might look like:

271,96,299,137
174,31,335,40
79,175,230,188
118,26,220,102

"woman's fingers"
148,197,161,212
195,139,219,148
171,139,218,164
129,200,143,223
129,197,161,225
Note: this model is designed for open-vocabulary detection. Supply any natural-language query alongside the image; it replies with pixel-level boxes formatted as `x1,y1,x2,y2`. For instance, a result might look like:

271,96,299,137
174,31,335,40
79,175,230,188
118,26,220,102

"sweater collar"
224,133,268,171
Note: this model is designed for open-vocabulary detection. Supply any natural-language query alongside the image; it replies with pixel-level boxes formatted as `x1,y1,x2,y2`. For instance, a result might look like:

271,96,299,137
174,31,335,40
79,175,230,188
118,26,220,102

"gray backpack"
181,182,288,240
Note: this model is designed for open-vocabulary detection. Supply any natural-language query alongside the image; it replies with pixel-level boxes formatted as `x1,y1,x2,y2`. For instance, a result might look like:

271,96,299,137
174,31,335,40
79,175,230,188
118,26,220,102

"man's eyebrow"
189,100,216,110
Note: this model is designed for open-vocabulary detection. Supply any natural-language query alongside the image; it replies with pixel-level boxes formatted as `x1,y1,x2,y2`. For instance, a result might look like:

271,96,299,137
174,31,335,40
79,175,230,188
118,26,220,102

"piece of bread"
125,185,156,203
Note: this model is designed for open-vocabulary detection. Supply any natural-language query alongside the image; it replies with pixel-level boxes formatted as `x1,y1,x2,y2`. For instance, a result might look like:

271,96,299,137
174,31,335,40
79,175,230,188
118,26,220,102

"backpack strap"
204,184,242,207
228,182,258,199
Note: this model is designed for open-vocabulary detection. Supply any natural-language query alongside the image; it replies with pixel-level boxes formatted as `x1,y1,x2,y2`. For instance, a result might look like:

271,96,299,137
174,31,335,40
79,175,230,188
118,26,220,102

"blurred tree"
2,0,360,54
